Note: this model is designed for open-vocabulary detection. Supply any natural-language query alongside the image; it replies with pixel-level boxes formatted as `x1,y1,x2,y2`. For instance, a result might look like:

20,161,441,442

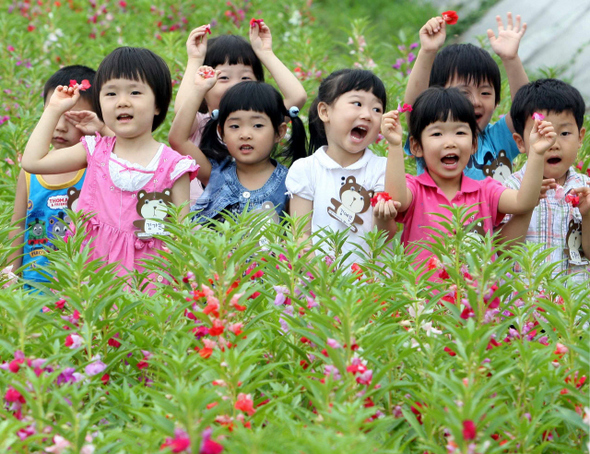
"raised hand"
194,66,220,90
529,119,556,155
487,12,527,60
249,20,273,54
419,17,446,53
65,110,105,135
47,85,80,114
186,25,210,61
381,110,403,147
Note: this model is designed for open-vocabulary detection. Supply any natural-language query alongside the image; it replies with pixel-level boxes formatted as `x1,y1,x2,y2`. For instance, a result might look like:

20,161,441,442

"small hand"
381,110,403,147
529,119,556,155
373,199,401,221
47,85,80,113
250,20,273,54
186,25,210,61
65,110,105,135
572,185,590,217
194,66,220,91
538,178,557,201
487,12,527,60
419,17,446,53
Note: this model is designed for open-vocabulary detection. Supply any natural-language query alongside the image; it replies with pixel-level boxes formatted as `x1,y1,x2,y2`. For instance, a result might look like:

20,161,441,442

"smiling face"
446,76,496,131
513,110,585,185
220,110,285,167
99,78,159,139
45,90,93,150
205,62,256,112
318,90,383,165
411,119,477,187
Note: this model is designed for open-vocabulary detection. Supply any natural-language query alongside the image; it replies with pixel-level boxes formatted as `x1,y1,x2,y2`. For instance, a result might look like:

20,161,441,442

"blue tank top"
22,170,86,283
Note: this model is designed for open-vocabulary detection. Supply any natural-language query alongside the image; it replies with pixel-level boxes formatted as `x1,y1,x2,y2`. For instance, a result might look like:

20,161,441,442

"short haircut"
93,47,171,131
429,44,501,105
43,65,96,105
200,81,307,165
203,35,264,82
510,78,586,137
409,86,479,147
308,69,387,153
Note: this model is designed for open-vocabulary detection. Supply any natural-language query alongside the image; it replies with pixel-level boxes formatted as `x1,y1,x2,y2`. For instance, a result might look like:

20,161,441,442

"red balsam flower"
370,191,392,207
250,18,263,29
442,10,458,25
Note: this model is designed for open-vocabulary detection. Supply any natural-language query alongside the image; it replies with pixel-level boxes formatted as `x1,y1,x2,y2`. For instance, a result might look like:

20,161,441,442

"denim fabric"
191,157,288,222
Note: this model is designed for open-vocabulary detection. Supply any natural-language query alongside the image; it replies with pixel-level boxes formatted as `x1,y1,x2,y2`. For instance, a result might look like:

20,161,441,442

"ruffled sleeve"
170,156,199,183
285,157,314,200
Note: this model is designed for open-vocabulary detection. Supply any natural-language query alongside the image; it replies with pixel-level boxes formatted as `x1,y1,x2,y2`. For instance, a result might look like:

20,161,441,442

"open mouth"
441,154,459,166
475,113,483,122
117,114,133,121
350,126,368,142
240,145,253,152
547,157,562,165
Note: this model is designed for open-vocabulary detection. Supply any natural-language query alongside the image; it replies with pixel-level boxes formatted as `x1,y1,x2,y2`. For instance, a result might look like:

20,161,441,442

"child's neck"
428,170,462,201
325,145,365,168
112,133,160,167
235,159,276,191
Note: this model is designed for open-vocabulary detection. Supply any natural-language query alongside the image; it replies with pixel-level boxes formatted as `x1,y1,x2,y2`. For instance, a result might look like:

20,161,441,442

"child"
383,87,556,267
172,21,307,204
9,65,99,285
21,47,198,276
169,71,307,222
404,13,528,183
286,69,400,267
500,79,590,282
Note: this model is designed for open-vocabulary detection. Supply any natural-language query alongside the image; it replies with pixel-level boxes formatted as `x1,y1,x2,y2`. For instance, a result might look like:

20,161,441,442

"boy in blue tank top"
9,65,107,286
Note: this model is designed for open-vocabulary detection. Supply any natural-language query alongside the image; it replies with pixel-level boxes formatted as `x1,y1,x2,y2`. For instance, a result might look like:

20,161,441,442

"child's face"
513,110,585,185
205,62,256,111
411,119,476,184
219,110,285,167
99,78,159,139
45,90,93,150
318,90,383,157
446,76,496,130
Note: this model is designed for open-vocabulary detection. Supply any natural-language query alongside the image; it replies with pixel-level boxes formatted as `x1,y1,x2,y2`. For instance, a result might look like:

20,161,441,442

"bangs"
204,35,264,82
335,70,387,109
218,82,283,128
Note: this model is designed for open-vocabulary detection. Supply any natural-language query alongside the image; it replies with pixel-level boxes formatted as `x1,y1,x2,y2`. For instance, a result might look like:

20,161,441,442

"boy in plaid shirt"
500,79,590,282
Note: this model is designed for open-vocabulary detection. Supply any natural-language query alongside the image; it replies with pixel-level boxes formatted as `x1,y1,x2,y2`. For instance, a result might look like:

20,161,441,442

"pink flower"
200,427,223,454
397,103,413,113
228,322,243,335
17,424,36,440
554,343,568,357
65,333,84,349
45,435,71,453
160,428,190,453
462,420,476,440
7,45,15,52
85,356,106,376
555,185,565,199
532,112,545,121
327,338,342,349
5,387,25,403
235,393,255,415
356,369,373,385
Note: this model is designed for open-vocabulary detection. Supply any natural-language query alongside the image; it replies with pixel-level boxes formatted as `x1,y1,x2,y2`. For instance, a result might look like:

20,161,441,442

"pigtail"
307,97,328,153
199,116,230,162
280,114,308,166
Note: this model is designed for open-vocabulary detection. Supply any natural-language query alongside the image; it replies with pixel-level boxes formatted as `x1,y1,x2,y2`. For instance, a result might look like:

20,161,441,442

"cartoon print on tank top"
565,218,588,266
327,175,374,234
133,188,174,239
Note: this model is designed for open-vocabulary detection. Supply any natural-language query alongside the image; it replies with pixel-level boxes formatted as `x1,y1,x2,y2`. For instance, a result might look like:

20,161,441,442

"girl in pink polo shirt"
381,86,556,266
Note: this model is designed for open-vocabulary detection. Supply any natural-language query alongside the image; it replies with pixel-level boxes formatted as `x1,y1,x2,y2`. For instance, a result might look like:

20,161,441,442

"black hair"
43,65,96,104
93,47,171,131
308,69,387,153
199,35,264,113
429,44,501,106
510,78,586,137
200,81,307,165
409,87,479,167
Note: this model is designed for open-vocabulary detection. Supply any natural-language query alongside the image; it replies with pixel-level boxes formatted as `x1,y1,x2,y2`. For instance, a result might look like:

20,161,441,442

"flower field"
0,1,589,453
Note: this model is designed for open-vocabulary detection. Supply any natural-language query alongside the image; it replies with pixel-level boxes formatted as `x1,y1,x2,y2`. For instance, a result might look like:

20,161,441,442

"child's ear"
317,102,330,123
275,122,288,143
217,124,223,139
578,127,586,148
409,137,423,158
512,132,526,154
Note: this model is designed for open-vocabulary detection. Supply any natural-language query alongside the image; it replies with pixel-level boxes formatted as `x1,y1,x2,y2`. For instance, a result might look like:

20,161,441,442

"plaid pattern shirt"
503,165,589,282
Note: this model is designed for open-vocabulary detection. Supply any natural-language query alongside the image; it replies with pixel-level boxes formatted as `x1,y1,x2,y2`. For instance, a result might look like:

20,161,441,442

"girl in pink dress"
21,47,198,276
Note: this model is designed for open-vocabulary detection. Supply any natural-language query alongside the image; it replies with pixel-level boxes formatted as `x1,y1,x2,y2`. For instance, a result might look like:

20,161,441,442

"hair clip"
288,106,299,118
211,109,219,120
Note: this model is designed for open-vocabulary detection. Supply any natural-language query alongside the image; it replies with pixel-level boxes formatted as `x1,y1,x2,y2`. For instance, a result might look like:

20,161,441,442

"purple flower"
407,52,416,63
85,357,106,377
397,45,406,51
410,42,419,49
392,58,404,70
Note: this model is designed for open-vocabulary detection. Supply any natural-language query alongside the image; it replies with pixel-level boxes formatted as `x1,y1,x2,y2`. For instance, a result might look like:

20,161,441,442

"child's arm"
403,17,446,109
487,13,528,132
64,110,114,136
373,200,402,240
169,67,218,185
382,110,413,212
171,173,191,218
497,119,556,214
574,186,590,257
289,195,313,241
7,170,28,268
21,86,87,175
173,25,209,115
250,21,307,109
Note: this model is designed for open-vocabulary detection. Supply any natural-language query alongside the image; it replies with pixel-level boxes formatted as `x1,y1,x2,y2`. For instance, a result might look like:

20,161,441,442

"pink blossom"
356,369,373,385
532,112,545,121
160,428,190,453
324,364,342,380
17,424,36,440
235,393,255,415
85,356,106,376
327,338,342,349
65,333,84,349
45,435,71,453
200,427,223,454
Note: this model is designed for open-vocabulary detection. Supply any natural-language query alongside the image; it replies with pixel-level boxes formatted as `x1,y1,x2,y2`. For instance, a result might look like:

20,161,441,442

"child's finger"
495,15,505,32
506,12,513,29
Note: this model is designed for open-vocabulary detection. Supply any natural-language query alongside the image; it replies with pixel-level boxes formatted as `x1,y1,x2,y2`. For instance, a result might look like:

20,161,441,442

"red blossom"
398,103,413,113
442,10,458,25
137,360,149,370
205,24,212,35
55,299,66,309
565,192,580,207
101,373,110,385
108,334,122,348
444,346,456,356
462,420,476,440
249,18,263,29
198,347,213,359
160,429,191,453
5,387,25,404
235,393,255,415
370,191,392,207
198,67,217,79
209,319,225,336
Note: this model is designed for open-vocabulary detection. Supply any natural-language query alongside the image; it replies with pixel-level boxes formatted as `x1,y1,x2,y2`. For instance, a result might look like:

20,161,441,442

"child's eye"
373,107,382,113
352,101,361,107
431,132,442,137
228,124,239,129
131,91,141,95
254,124,264,128
241,76,253,81
218,76,229,81
105,92,116,96
561,131,572,136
